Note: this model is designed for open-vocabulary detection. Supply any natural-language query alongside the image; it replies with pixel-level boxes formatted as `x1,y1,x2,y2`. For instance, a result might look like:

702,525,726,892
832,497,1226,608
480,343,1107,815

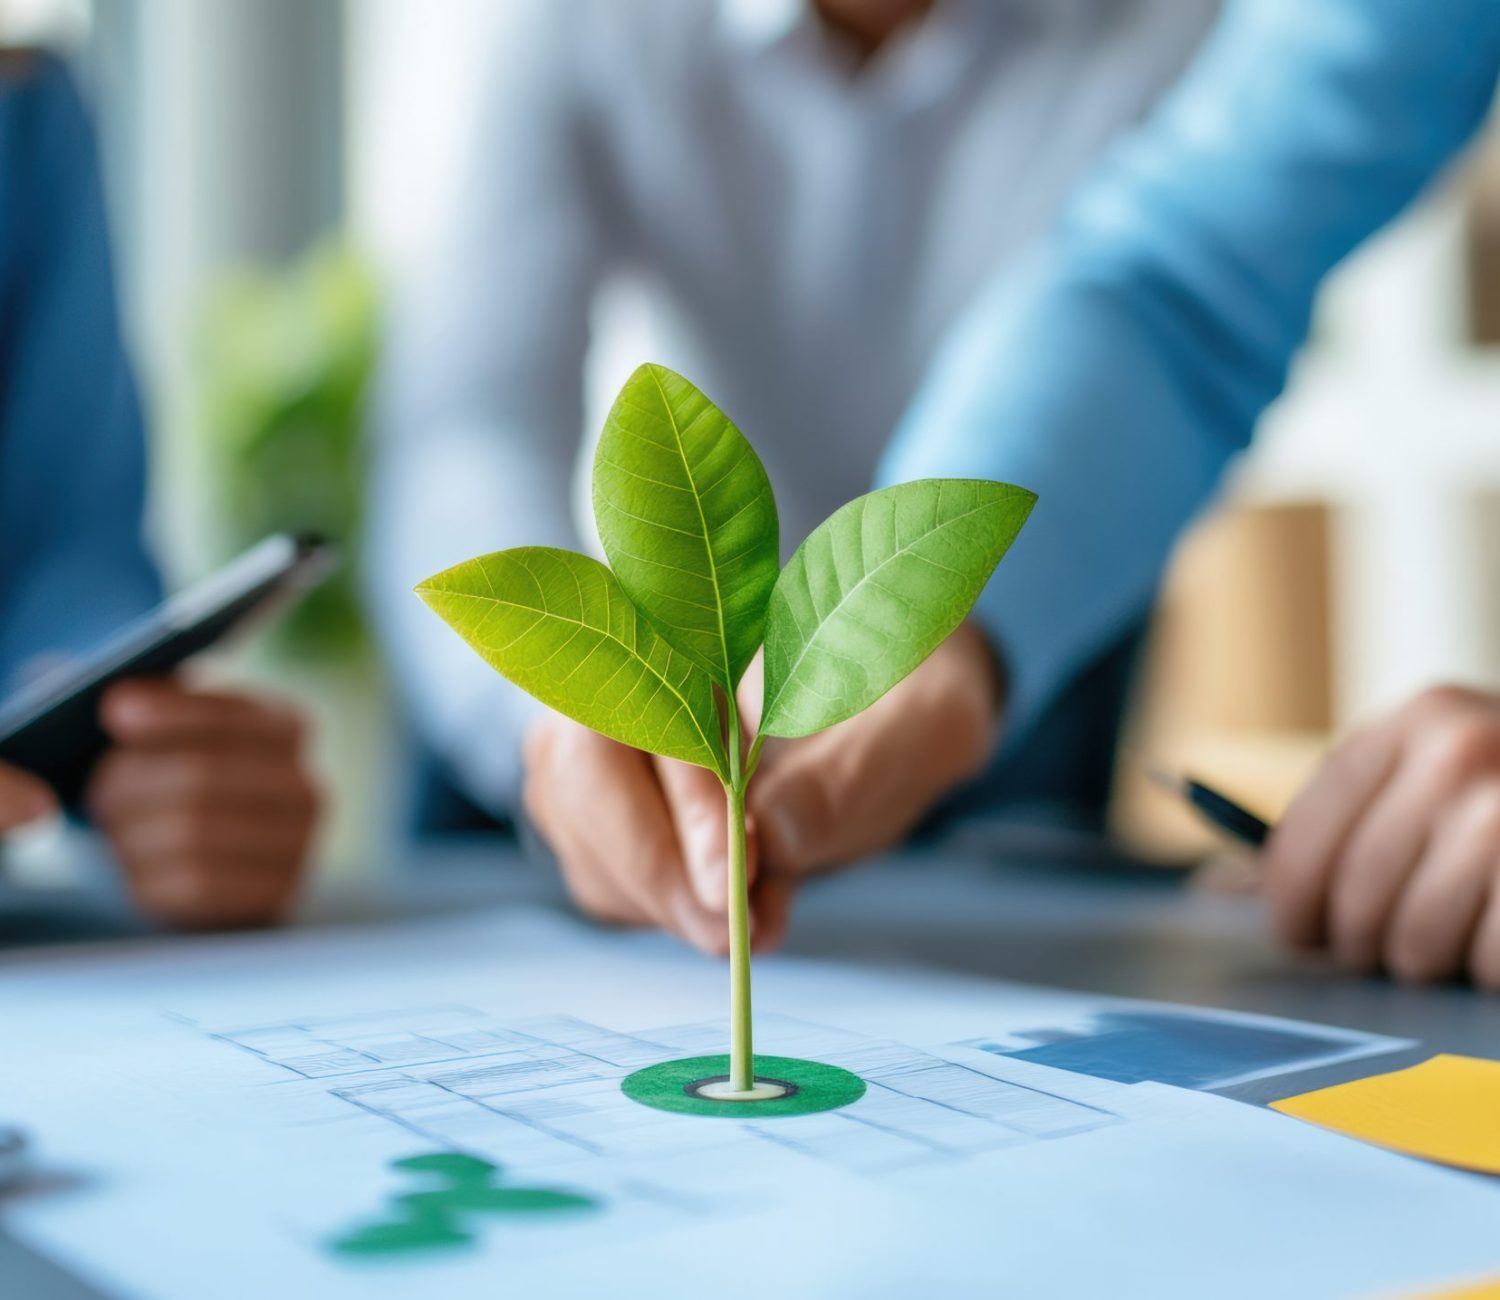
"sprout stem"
725,778,753,1092
723,701,753,1092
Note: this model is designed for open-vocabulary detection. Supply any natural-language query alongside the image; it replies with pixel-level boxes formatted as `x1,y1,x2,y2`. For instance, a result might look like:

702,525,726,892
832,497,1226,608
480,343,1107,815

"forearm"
880,256,1254,747
881,0,1500,749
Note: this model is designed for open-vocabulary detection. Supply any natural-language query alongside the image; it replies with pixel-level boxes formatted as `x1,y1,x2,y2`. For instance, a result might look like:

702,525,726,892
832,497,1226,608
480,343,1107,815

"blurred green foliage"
200,243,377,662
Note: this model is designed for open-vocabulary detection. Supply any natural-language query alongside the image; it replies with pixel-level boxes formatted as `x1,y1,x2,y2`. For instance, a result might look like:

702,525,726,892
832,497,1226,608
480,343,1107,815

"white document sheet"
2,908,1496,1300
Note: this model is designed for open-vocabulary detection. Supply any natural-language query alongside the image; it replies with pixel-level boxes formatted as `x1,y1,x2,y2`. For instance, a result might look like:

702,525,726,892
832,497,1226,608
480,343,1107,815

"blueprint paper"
2,908,1497,1300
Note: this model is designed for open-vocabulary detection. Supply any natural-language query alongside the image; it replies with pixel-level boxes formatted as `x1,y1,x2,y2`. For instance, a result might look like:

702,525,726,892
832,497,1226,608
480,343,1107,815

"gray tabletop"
4,827,1497,1297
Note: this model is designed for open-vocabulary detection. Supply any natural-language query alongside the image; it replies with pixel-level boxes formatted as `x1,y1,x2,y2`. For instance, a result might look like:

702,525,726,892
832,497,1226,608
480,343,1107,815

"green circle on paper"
621,1055,865,1118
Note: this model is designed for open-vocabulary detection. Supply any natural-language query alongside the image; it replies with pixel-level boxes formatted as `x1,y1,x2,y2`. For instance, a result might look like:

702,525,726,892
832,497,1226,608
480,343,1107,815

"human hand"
525,622,1001,955
85,679,320,929
0,759,57,833
1264,685,1500,988
522,715,780,955
745,619,1002,881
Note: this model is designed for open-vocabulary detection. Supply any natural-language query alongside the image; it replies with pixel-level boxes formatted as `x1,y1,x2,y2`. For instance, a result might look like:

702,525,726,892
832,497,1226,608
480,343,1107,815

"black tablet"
0,533,337,800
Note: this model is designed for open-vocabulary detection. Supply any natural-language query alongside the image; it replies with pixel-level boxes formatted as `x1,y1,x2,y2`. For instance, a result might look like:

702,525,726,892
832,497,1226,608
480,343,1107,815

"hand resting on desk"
84,679,320,930
1265,684,1500,989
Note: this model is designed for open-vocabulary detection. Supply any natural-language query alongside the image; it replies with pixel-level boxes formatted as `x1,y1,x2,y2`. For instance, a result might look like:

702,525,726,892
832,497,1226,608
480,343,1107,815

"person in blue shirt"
0,51,319,929
547,0,1500,987
873,0,1500,988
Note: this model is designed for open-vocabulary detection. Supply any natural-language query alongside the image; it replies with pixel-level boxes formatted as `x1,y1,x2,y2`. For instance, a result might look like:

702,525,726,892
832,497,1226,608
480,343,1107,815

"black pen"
1146,767,1272,848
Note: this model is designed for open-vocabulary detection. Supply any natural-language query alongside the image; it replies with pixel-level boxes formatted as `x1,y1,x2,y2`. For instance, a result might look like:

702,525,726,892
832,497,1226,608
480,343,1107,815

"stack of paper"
2,908,1498,1299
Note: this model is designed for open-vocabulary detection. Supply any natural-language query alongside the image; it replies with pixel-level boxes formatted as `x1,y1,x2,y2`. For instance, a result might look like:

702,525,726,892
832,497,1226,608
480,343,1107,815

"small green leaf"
416,547,726,776
759,480,1035,739
593,364,779,689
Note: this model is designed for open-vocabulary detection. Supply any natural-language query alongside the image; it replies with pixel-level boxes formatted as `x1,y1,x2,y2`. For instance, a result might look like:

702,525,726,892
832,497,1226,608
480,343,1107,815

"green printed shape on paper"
396,1186,598,1217
390,1152,499,1184
327,1152,601,1261
331,1216,474,1256
622,1055,865,1118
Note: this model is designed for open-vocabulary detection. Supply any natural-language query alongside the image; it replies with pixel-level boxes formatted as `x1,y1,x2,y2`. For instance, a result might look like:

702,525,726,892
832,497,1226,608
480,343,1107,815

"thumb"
653,757,752,912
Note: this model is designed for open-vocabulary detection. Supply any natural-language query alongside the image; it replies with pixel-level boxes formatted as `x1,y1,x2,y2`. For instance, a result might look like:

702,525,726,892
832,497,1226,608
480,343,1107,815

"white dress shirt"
370,0,1218,814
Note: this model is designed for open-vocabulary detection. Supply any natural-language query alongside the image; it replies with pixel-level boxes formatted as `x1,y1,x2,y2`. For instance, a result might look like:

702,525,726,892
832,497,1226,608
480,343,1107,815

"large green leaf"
415,547,727,776
593,364,779,689
759,480,1036,739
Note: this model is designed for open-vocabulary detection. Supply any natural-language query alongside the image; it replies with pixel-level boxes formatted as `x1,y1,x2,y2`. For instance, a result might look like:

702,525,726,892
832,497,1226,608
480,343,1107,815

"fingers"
1322,758,1448,971
1384,782,1500,983
124,859,307,931
86,683,319,930
100,679,304,753
751,715,959,874
1264,721,1401,951
752,668,987,874
88,745,318,929
1265,685,1500,988
523,718,726,953
1328,697,1500,974
750,873,796,954
523,722,638,922
86,749,319,824
653,755,745,913
750,628,995,875
750,733,845,872
99,806,315,864
95,788,316,931
0,761,57,832
528,622,998,951
1468,880,1500,992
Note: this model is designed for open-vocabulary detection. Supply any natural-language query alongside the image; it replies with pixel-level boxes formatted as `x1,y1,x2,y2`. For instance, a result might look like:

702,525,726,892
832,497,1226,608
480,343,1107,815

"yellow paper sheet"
1414,1278,1500,1300
1271,1053,1500,1174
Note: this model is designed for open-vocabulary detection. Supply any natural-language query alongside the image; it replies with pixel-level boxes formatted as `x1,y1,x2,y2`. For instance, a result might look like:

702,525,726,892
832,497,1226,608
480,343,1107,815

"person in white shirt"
371,0,1217,949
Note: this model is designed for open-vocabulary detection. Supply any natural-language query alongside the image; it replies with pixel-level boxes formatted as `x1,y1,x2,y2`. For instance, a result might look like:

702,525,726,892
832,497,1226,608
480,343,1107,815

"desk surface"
4,828,1498,1297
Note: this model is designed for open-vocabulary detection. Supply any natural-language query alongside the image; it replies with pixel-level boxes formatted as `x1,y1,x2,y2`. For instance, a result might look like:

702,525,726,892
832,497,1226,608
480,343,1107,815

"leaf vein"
766,501,998,723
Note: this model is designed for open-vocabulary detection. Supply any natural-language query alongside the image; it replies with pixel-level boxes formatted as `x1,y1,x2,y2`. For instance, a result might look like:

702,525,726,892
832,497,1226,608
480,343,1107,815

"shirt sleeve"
878,0,1500,752
0,55,161,696
365,2,614,814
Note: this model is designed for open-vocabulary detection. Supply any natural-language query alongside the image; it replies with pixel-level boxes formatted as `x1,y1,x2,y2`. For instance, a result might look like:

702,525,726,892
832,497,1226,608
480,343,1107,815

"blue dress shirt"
880,0,1500,752
0,52,159,698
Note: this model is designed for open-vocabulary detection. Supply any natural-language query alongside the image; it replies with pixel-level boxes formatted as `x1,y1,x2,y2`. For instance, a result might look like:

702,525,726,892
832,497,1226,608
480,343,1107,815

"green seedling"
417,364,1034,1099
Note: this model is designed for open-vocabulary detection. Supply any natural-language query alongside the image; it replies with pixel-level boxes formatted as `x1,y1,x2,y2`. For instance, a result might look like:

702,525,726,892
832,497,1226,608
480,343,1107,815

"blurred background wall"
5,0,1499,874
